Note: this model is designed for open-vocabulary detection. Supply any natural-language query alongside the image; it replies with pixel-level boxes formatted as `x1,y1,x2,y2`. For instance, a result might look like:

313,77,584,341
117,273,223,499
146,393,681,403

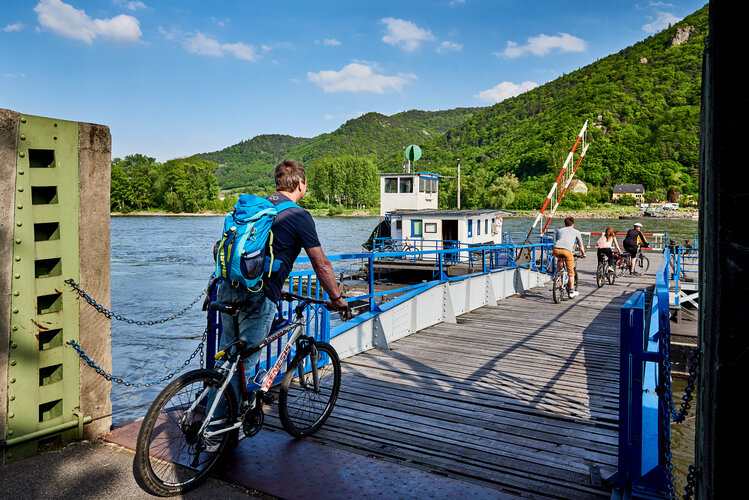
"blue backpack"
215,194,298,291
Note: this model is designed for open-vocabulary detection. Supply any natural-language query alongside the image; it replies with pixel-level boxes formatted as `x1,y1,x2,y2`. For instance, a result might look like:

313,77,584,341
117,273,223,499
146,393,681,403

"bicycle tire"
134,369,237,497
616,257,628,278
279,341,341,437
638,255,650,273
596,263,604,288
608,267,616,285
552,272,564,304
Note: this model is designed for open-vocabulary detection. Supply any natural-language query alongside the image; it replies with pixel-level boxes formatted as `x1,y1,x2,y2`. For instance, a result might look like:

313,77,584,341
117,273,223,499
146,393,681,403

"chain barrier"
67,326,207,387
64,277,209,387
65,278,205,325
658,298,701,499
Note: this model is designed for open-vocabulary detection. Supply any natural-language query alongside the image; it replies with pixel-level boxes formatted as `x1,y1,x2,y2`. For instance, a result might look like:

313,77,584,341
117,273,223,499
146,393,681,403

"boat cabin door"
442,220,458,248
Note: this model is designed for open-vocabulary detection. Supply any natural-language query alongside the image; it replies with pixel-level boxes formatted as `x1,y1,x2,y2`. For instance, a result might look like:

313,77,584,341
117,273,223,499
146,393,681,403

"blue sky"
1,1,706,161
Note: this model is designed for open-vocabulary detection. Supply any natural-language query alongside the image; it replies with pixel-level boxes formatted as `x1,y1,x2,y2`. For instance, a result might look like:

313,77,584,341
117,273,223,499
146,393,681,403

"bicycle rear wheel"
608,267,616,285
134,369,237,496
552,272,565,303
279,341,341,437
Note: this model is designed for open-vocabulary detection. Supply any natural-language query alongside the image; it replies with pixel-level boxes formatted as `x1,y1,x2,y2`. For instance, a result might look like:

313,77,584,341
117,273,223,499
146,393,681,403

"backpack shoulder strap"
274,200,299,213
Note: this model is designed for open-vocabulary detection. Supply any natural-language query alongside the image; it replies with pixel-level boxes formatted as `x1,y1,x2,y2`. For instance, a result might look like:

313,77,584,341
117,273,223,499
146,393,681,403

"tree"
485,173,520,208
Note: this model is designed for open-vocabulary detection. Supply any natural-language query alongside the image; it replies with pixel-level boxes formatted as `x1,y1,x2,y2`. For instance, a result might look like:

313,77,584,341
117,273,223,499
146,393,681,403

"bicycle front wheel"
638,255,650,273
279,341,341,437
134,369,237,497
552,272,564,303
596,264,604,288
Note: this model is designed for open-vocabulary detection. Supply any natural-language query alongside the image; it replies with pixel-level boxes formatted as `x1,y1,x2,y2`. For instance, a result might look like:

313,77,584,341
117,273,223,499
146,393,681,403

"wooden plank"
292,255,664,497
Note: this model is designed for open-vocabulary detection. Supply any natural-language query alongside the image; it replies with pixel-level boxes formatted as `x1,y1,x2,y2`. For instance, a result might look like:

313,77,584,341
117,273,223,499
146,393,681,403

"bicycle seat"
207,301,240,316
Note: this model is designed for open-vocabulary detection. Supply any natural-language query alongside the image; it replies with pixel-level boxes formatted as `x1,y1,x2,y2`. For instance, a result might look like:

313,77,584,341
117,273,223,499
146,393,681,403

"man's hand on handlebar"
326,296,349,321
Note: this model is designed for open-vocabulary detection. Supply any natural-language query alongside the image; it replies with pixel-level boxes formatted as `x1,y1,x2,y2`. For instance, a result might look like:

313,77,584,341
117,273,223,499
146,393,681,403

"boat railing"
670,243,699,307
580,231,667,251
617,248,674,497
229,241,553,389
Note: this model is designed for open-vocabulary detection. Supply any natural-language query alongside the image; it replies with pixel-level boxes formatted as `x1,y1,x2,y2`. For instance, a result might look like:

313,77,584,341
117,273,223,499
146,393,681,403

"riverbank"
112,206,698,220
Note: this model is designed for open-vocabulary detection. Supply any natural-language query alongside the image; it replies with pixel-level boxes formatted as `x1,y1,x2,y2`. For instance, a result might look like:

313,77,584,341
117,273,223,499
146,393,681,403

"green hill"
197,108,481,191
420,4,708,208
197,4,707,208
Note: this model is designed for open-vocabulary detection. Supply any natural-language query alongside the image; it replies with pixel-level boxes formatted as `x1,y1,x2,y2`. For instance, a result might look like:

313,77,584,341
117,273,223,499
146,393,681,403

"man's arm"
305,246,348,309
576,232,587,257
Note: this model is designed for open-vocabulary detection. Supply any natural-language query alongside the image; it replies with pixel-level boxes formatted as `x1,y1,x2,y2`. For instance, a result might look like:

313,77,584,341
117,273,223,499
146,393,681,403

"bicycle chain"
65,278,205,325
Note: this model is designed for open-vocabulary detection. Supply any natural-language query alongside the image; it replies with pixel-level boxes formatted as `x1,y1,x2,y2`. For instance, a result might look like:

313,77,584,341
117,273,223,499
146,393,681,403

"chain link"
63,277,210,386
658,292,701,499
67,326,207,387
64,278,205,325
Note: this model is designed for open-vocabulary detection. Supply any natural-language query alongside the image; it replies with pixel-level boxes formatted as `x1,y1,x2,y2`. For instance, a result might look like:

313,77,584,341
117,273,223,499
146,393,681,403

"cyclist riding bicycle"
596,226,621,271
212,160,348,424
553,216,586,298
622,222,649,275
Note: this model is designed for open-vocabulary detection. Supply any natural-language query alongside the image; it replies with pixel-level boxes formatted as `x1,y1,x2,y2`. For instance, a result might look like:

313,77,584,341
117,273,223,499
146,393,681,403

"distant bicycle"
596,256,616,288
134,291,342,496
552,251,582,303
615,245,650,276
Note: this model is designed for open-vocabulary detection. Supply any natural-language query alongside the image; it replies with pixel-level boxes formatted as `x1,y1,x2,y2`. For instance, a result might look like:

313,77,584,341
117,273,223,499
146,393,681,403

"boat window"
425,223,437,233
485,219,488,234
411,220,423,237
468,220,473,237
385,177,398,193
477,219,481,235
399,178,413,193
395,220,402,230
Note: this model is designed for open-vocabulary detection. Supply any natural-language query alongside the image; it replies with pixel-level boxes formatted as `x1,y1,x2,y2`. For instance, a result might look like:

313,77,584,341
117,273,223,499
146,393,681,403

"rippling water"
108,214,698,423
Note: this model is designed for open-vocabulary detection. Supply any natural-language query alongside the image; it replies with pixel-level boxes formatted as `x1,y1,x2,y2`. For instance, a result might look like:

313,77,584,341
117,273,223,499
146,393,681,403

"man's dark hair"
564,216,575,227
275,160,306,192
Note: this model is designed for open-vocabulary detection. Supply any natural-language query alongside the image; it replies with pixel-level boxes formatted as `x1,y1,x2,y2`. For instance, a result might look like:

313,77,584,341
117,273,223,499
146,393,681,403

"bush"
617,194,637,206
327,204,344,216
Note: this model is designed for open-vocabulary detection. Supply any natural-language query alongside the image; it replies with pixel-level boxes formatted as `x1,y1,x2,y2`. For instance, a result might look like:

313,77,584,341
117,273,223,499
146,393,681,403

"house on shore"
612,184,645,201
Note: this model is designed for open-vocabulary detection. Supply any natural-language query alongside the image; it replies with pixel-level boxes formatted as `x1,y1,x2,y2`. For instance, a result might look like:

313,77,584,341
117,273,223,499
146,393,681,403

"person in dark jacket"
622,222,649,274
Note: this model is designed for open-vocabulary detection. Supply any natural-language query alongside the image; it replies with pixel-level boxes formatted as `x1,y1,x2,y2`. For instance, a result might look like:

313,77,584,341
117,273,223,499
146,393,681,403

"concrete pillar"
0,109,111,463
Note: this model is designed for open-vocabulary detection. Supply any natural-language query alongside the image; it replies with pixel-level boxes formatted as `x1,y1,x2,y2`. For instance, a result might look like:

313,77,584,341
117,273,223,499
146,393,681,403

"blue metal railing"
618,249,672,498
208,242,553,388
672,244,699,307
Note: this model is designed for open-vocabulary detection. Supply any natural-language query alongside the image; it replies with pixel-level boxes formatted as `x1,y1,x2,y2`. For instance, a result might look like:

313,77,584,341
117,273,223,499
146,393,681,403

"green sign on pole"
405,144,422,163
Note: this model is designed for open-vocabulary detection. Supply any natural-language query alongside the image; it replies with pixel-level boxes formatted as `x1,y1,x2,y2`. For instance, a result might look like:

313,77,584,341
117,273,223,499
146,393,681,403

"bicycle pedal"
260,392,275,404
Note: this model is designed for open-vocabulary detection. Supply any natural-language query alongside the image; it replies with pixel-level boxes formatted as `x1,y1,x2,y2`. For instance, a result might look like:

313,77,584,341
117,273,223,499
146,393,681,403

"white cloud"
497,33,586,58
4,22,23,32
475,81,539,103
381,17,435,52
34,0,141,43
114,0,146,11
185,32,258,61
4,73,27,78
308,62,416,94
449,0,466,5
322,38,341,46
436,40,462,54
324,114,335,120
642,12,682,33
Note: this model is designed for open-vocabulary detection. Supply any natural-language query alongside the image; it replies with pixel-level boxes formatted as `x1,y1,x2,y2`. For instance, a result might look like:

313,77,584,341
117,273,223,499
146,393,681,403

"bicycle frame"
194,313,317,440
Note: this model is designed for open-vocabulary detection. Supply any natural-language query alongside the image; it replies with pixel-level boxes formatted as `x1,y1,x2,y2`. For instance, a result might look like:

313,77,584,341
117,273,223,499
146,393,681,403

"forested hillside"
197,107,481,192
114,5,708,213
419,5,707,209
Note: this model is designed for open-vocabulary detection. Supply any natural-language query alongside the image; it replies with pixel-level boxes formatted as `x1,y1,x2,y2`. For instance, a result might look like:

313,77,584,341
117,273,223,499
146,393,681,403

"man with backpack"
214,160,348,402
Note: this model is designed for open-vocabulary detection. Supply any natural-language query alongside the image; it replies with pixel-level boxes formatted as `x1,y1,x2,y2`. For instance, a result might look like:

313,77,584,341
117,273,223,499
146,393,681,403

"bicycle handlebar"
280,291,349,314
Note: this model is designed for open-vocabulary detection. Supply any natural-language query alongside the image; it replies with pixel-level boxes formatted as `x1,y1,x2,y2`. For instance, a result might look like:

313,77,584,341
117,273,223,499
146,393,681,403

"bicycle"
595,254,616,288
615,245,650,276
134,291,343,496
552,251,582,303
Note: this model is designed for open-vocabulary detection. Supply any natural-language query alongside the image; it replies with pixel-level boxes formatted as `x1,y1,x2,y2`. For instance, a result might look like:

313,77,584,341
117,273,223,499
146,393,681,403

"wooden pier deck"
267,253,664,499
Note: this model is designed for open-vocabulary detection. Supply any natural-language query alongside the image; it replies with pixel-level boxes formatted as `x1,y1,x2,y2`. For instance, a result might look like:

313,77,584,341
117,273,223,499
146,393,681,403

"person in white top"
596,227,621,271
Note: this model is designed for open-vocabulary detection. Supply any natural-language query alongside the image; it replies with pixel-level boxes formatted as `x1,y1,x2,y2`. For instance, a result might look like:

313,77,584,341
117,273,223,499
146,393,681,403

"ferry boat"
364,170,512,268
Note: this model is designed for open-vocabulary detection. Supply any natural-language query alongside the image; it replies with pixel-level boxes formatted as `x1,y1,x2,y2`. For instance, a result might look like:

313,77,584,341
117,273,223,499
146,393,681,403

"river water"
108,215,697,485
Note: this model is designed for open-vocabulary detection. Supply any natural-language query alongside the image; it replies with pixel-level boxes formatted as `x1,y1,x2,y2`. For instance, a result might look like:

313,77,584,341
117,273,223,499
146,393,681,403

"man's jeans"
210,283,276,421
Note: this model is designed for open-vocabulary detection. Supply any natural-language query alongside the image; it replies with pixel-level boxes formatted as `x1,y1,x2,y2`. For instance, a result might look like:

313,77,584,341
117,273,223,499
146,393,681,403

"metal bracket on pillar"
442,284,456,323
372,316,389,351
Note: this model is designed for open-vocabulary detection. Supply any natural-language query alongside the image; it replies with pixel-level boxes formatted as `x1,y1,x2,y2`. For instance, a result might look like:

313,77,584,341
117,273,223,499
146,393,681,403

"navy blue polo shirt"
264,193,321,302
